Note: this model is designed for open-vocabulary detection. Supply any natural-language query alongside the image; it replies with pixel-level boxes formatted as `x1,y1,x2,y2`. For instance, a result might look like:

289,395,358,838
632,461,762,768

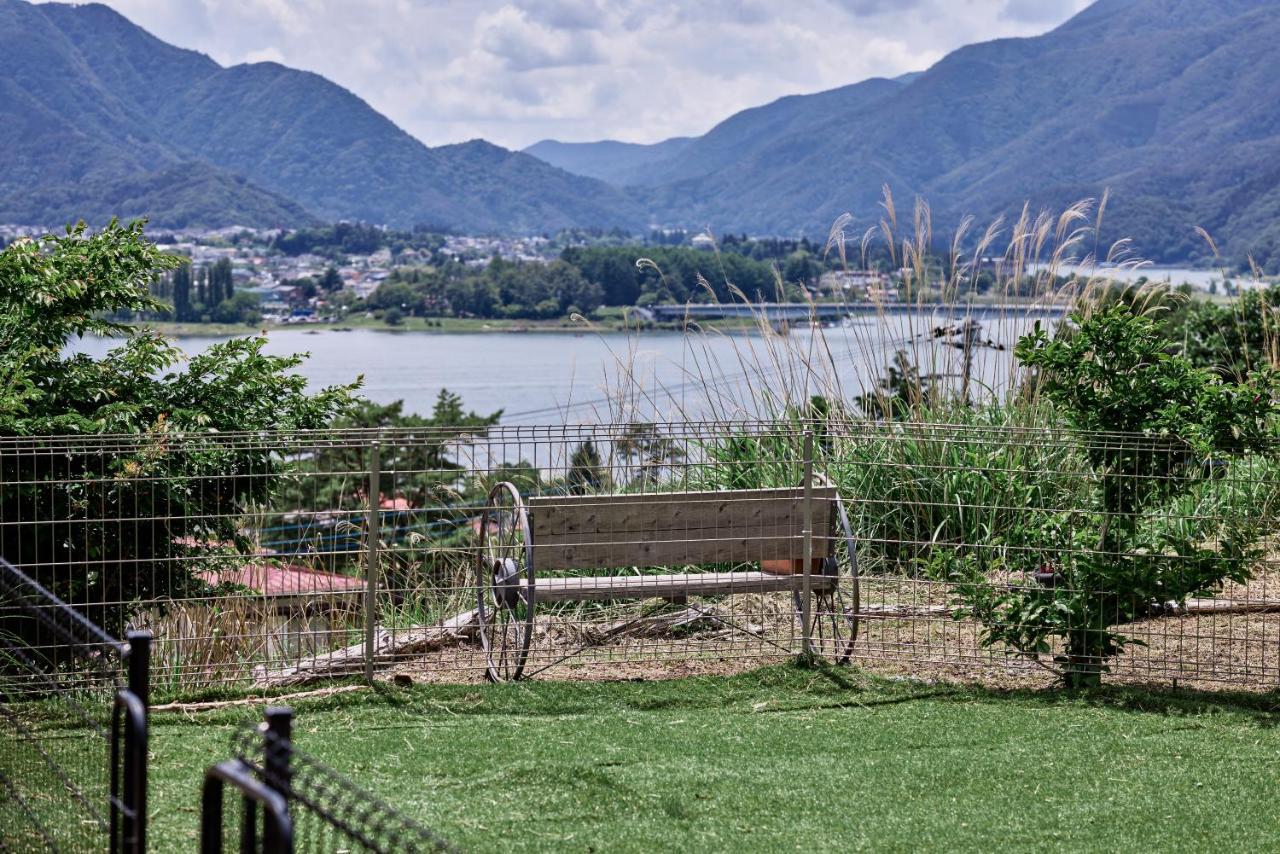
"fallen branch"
153,684,367,713
253,609,478,688
1160,598,1280,617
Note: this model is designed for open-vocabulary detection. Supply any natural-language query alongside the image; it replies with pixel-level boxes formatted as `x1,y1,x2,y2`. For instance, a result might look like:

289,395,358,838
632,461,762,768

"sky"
93,0,1093,150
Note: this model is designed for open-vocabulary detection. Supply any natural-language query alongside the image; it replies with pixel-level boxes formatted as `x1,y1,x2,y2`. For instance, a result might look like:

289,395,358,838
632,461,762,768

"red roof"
198,563,365,596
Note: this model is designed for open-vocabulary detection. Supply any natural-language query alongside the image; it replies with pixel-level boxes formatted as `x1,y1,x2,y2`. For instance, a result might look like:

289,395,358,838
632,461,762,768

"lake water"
1035,263,1270,291
69,309,1061,422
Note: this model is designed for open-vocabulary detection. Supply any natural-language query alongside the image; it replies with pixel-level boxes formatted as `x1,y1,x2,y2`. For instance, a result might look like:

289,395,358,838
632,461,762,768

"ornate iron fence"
0,557,151,853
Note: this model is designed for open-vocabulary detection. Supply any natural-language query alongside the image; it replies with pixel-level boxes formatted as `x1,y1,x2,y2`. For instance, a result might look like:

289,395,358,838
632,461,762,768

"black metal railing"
0,557,150,853
201,706,456,853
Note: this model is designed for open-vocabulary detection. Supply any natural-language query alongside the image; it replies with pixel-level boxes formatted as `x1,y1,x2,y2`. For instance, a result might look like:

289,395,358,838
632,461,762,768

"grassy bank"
146,665,1280,852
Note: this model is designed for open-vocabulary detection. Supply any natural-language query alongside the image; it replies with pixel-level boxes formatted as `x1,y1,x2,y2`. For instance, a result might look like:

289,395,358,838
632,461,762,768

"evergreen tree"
320,265,343,292
196,265,208,308
567,440,607,494
211,257,235,303
172,262,192,321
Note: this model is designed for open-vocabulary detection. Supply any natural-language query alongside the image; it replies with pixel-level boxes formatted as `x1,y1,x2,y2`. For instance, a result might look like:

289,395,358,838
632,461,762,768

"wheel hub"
491,557,522,609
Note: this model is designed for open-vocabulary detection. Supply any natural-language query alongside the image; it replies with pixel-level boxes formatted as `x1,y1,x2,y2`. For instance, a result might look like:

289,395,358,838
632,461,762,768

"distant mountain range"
525,0,1280,267
0,0,644,232
4,0,1280,266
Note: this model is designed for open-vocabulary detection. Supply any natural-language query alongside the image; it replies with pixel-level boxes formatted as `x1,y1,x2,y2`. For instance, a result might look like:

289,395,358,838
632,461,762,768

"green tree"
947,304,1279,687
171,261,193,321
211,290,262,325
0,220,357,637
320,265,343,293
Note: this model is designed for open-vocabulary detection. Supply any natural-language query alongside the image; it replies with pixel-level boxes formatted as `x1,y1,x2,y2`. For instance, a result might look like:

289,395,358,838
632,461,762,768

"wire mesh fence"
0,557,150,853
201,707,454,853
2,419,1279,693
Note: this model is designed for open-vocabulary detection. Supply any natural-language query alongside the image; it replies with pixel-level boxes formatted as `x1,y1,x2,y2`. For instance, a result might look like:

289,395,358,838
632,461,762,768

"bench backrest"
527,487,836,571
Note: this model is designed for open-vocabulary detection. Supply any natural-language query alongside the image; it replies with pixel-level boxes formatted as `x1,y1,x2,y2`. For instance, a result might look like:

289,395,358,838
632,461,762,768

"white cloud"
92,0,1091,148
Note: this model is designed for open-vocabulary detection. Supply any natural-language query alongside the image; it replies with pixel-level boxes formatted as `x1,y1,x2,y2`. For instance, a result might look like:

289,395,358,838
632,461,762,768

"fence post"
126,630,151,712
800,431,815,661
124,630,151,854
263,707,293,853
364,441,381,682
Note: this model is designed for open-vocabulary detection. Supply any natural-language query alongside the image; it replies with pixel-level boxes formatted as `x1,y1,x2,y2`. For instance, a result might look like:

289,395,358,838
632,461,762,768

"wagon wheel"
794,481,860,665
477,482,535,682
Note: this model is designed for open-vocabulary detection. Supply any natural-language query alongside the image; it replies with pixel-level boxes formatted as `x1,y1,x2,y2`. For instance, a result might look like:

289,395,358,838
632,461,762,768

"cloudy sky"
95,0,1091,150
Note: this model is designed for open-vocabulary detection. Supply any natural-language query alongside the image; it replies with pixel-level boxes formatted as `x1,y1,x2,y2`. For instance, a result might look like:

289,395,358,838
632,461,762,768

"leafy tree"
1160,286,1280,380
211,290,262,325
947,304,1279,686
0,220,357,638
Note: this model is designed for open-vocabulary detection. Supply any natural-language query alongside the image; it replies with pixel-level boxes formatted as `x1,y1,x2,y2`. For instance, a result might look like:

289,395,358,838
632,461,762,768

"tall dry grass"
575,189,1272,427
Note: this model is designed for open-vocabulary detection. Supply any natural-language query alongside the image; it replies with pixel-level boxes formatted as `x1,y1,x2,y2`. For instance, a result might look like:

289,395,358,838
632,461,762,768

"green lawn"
148,665,1280,852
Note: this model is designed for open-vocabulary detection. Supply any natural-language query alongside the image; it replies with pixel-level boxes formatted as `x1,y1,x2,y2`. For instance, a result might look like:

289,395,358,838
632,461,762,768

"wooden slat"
528,487,835,570
526,571,837,602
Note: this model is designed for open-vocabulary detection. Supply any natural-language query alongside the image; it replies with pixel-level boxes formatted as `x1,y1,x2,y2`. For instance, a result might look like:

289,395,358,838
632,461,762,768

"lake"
1034,263,1270,291
70,309,1061,423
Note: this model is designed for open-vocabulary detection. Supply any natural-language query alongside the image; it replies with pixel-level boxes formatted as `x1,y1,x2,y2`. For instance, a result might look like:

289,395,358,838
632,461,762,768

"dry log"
252,609,478,688
1162,598,1280,617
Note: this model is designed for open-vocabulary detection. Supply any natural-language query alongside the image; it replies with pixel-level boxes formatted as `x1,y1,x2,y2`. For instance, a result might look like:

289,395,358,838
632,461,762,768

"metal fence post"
123,630,151,854
126,630,151,712
801,431,815,660
364,442,381,682
263,707,294,853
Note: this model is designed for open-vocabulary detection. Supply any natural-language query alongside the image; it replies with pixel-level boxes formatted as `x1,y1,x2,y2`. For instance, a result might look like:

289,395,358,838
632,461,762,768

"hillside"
524,76,906,188
0,0,644,232
523,138,694,186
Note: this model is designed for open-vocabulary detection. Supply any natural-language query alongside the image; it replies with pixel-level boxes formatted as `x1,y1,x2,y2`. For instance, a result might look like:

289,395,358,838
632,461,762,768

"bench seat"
525,570,837,603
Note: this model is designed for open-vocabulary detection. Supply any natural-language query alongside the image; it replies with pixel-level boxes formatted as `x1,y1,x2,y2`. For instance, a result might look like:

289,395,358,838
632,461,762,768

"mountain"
0,0,644,232
639,0,1280,265
0,162,317,230
524,1,1280,266
6,0,1280,264
524,76,907,188
523,138,694,186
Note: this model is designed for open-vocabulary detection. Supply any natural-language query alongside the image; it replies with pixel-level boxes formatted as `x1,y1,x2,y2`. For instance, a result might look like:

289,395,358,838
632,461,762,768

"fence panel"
199,707,454,853
2,420,1278,692
0,557,150,852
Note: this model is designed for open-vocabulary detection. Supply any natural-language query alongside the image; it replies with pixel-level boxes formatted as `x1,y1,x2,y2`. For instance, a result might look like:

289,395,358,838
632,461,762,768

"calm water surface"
70,311,1057,422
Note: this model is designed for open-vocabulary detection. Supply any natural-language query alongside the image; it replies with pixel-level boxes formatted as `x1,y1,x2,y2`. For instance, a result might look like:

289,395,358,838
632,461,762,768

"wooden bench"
475,483,859,681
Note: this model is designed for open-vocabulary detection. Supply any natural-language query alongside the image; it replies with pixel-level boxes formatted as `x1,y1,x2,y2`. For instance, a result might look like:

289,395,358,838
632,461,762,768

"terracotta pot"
760,557,826,576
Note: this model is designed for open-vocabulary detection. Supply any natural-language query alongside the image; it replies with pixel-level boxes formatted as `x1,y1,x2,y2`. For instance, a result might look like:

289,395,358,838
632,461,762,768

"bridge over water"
635,302,1069,323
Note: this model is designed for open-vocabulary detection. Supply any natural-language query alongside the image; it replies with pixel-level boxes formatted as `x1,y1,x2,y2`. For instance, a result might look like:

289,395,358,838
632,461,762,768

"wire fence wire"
2,419,1279,693
0,558,148,853
203,707,454,853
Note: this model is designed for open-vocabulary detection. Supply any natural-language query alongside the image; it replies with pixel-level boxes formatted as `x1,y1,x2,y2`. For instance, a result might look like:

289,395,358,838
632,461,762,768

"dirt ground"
389,573,1280,693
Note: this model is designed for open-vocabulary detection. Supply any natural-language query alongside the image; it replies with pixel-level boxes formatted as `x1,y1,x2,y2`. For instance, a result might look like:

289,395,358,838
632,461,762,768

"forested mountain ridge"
528,0,1280,267
0,0,645,231
7,0,1280,267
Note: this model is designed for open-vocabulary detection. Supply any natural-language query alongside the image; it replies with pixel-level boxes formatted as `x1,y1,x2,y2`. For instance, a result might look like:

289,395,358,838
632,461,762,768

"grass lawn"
147,665,1280,852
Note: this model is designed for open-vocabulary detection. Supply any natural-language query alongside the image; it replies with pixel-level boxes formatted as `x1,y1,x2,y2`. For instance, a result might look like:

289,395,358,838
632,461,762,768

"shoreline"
139,315,772,337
